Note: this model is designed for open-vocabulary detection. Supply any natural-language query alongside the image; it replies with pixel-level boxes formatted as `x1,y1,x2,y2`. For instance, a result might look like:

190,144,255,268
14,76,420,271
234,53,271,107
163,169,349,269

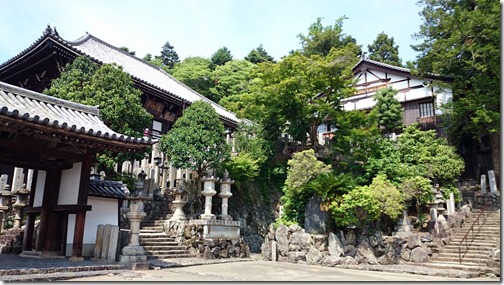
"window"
419,102,434,118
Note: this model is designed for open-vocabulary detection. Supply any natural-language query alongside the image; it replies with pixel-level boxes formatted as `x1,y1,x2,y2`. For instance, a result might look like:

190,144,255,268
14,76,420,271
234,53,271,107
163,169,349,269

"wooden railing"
458,206,487,264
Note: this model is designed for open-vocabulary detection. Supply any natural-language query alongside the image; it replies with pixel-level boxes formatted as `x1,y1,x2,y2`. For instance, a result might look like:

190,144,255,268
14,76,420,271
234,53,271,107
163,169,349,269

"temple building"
0,81,150,259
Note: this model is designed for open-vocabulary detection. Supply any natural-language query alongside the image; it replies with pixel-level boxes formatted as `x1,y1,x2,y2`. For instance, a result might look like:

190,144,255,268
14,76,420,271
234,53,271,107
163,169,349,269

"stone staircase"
426,209,500,274
139,210,196,260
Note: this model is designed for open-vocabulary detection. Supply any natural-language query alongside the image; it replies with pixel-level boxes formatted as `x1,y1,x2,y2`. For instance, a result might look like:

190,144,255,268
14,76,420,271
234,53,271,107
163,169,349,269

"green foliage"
303,172,354,202
211,47,233,67
245,44,275,64
119,46,136,56
225,153,261,183
45,55,153,172
367,32,402,66
332,174,403,229
298,17,360,56
413,0,500,141
210,60,255,103
171,57,215,99
400,176,433,214
158,100,230,176
280,149,332,224
374,87,403,135
156,41,180,69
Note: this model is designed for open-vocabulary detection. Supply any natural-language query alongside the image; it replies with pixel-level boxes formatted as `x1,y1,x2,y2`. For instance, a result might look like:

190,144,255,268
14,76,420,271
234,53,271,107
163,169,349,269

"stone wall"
164,221,250,259
261,206,473,267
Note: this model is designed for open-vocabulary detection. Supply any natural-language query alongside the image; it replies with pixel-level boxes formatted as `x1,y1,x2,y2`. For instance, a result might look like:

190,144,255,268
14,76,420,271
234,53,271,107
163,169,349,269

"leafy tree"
143,53,153,62
45,55,153,172
367,32,402,66
280,149,331,225
400,176,433,217
119,46,136,56
245,44,275,64
158,100,230,182
413,0,500,175
210,59,255,104
225,122,271,185
332,174,403,230
211,47,233,67
297,17,360,56
171,57,214,98
374,87,403,136
156,41,180,69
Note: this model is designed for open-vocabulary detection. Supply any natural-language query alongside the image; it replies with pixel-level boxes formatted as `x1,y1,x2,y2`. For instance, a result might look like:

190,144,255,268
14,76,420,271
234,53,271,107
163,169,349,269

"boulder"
340,256,358,266
306,246,324,265
321,256,342,267
203,246,215,259
355,241,378,265
275,225,290,256
290,232,313,251
328,232,345,257
407,234,422,249
344,245,357,257
288,224,303,233
368,236,379,247
287,251,306,263
400,248,411,261
345,230,356,246
410,247,429,263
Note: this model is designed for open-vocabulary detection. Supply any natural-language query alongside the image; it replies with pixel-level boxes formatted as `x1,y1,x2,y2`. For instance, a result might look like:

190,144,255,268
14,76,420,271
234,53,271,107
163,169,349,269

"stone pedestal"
218,171,234,220
0,184,12,232
200,171,218,220
120,194,150,270
169,178,188,221
12,184,30,229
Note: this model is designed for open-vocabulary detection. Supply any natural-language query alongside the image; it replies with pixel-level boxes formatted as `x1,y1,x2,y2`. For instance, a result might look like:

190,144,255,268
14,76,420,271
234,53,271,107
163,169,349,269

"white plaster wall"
58,162,82,205
66,196,119,257
32,170,46,207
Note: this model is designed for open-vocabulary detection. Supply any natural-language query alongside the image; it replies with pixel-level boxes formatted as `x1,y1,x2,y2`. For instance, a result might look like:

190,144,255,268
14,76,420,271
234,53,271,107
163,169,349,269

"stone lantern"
119,191,151,270
12,183,30,229
200,169,218,220
0,184,12,232
169,178,188,221
219,170,234,221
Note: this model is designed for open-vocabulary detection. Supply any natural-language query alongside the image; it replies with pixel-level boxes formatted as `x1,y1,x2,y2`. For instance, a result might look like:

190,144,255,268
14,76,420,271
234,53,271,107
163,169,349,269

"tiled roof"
352,57,412,74
88,179,127,199
67,33,241,124
0,81,150,145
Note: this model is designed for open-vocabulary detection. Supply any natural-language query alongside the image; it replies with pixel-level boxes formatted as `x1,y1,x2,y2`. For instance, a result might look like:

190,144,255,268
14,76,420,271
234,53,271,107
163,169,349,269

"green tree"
45,55,153,172
374,87,403,136
119,46,136,56
210,59,255,104
158,100,230,181
332,174,403,230
211,47,233,67
171,57,214,98
413,0,500,175
297,17,360,56
245,44,275,64
156,41,180,69
280,149,332,225
367,32,402,66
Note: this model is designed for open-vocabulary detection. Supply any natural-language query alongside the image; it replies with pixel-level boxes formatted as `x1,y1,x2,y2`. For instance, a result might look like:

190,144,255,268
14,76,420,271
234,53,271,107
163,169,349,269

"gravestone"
481,174,487,194
488,170,498,193
304,195,330,234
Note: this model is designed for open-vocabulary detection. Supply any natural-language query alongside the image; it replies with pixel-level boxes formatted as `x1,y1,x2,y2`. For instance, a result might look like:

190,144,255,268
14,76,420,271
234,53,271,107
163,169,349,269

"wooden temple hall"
0,81,151,259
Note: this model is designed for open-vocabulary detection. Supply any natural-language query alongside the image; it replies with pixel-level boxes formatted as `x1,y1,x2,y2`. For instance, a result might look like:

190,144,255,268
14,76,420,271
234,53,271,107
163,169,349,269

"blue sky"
0,0,425,64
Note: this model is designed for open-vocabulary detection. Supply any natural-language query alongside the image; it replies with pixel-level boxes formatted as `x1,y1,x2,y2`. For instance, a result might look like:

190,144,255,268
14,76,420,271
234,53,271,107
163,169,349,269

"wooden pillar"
22,170,37,252
36,169,61,252
71,154,94,260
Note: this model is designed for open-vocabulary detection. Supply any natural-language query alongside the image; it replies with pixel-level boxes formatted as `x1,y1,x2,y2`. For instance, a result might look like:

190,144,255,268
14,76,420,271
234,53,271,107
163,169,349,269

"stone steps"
429,209,500,269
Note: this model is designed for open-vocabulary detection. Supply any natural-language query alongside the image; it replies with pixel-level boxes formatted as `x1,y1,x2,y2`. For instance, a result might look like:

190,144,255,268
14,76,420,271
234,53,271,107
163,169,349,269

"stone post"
119,193,151,270
448,192,455,215
200,170,218,220
12,184,30,229
0,184,12,232
11,168,24,197
169,178,188,221
0,174,7,192
219,171,234,220
481,174,487,194
488,170,498,193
